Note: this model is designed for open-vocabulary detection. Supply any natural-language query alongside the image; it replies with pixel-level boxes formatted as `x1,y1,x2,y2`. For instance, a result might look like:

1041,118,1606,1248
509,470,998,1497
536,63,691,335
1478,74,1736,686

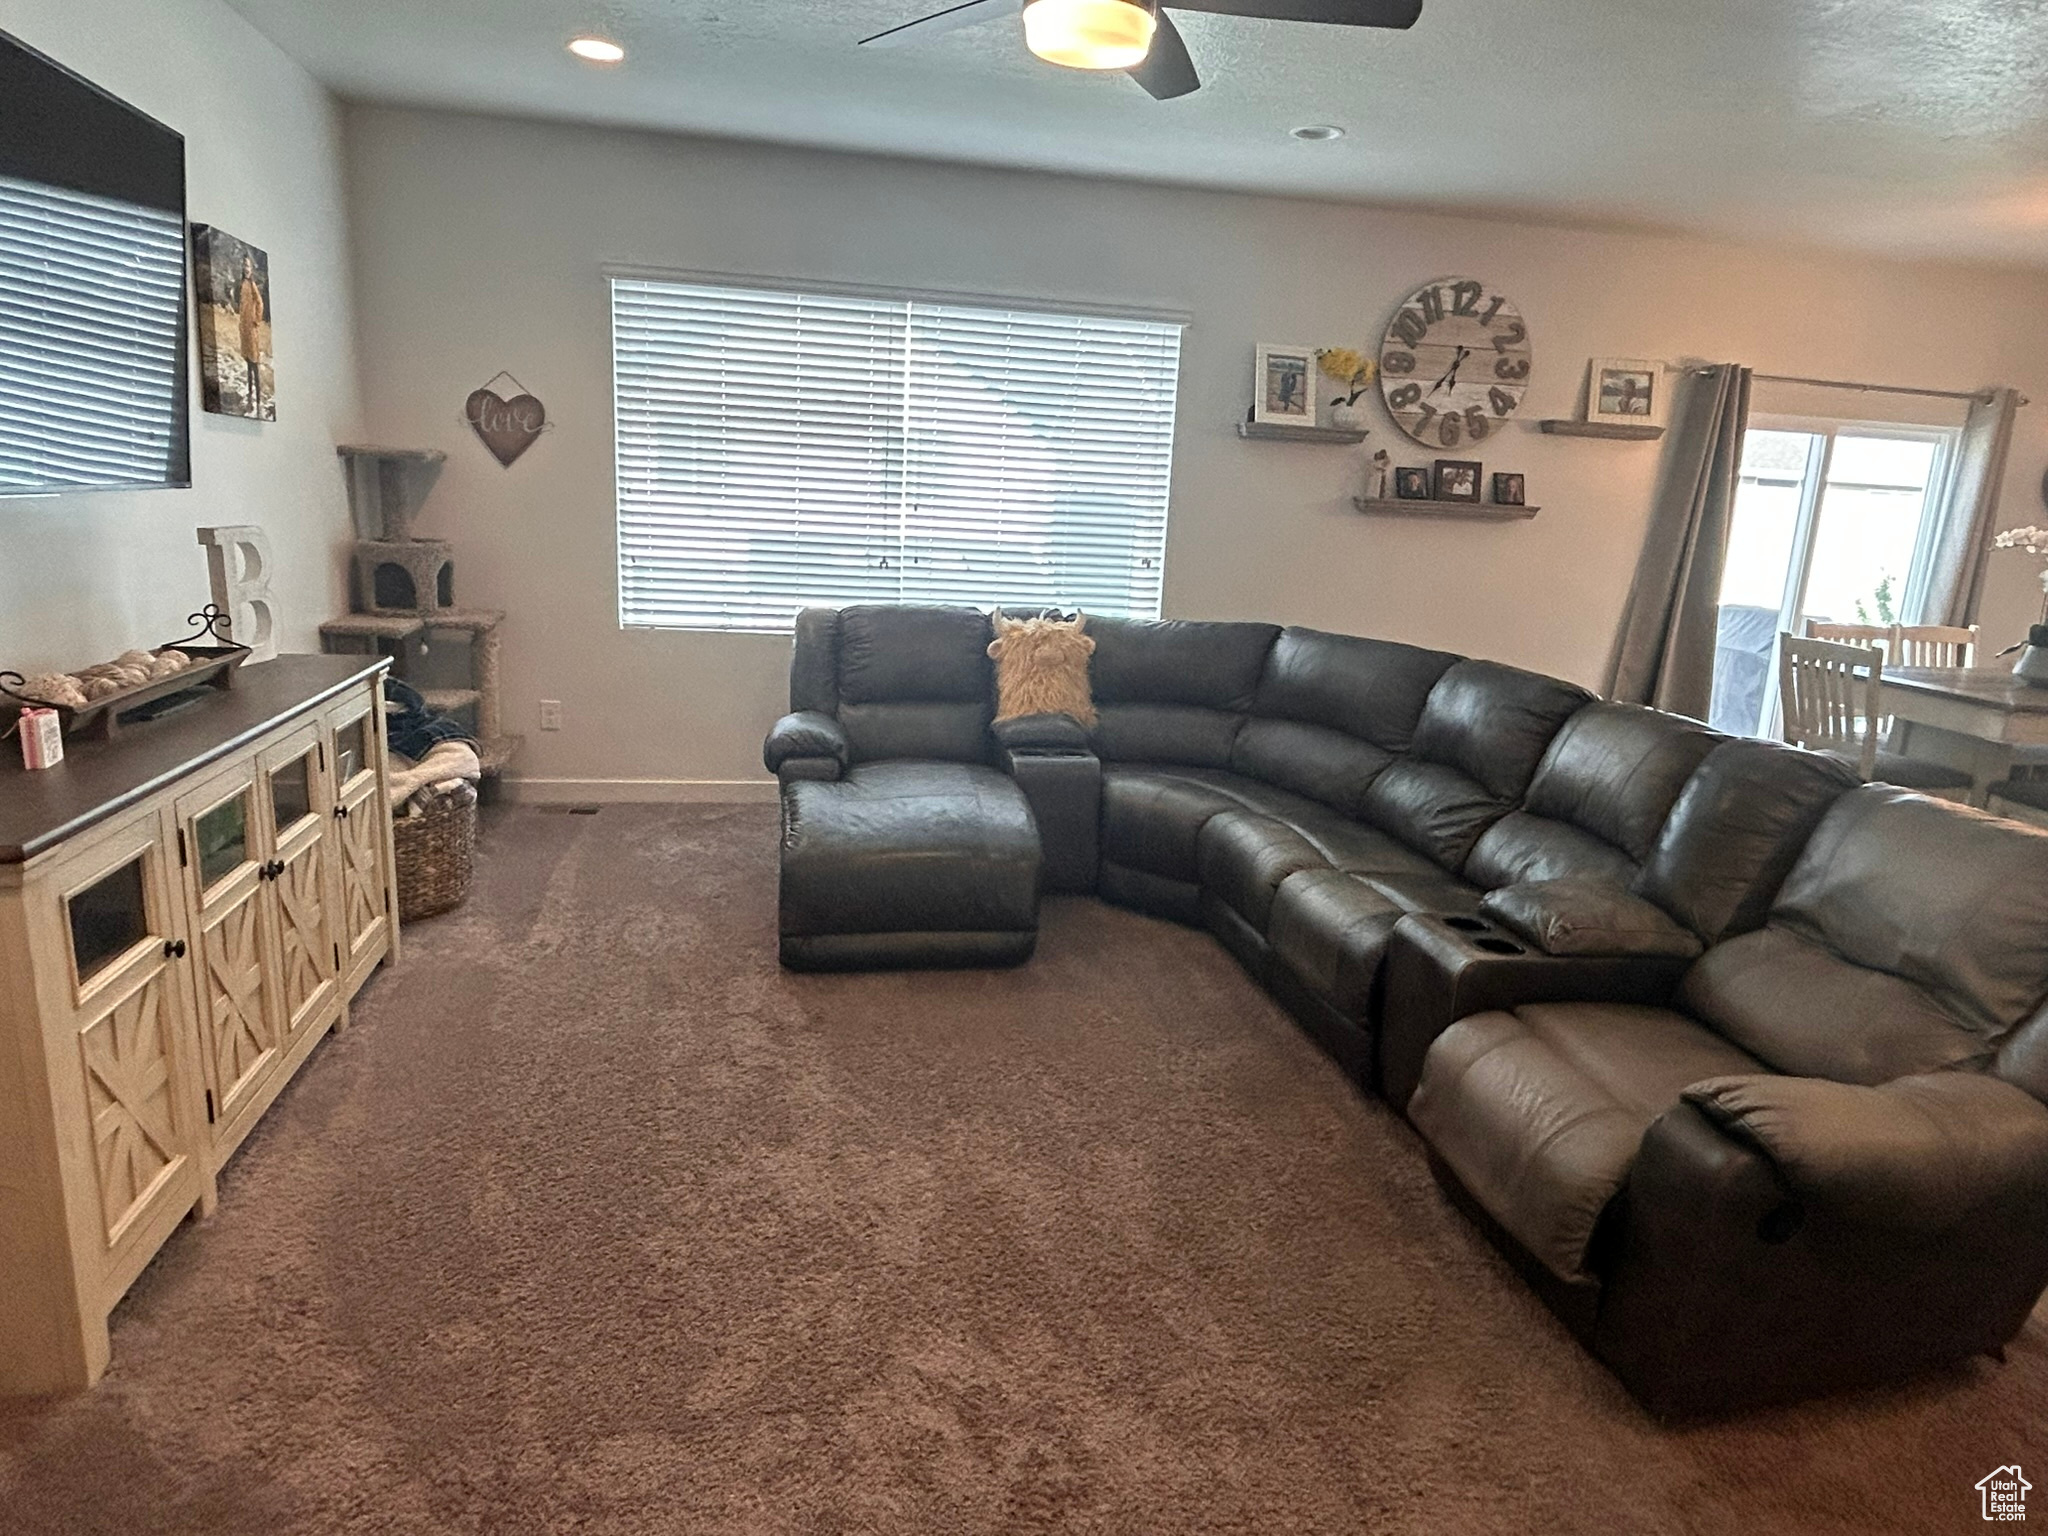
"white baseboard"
501,777,779,804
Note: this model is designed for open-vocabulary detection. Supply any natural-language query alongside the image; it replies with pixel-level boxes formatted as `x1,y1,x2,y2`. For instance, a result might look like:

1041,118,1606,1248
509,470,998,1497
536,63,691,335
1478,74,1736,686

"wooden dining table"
1878,666,2048,804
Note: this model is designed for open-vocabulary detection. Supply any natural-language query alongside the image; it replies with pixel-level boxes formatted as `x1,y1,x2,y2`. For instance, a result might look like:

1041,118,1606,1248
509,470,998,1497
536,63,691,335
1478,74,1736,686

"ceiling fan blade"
1164,0,1422,28
859,0,1018,48
1129,9,1200,99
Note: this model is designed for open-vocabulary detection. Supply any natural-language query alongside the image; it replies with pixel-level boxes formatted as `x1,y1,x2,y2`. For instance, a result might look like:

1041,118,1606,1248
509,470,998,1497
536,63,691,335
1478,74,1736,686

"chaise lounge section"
763,604,2048,1416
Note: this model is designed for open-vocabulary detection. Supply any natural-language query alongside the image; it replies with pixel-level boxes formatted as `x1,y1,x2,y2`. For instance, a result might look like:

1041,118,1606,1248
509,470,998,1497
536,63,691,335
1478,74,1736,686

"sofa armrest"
1593,1086,2048,1417
991,712,1093,752
1680,1072,2048,1232
1379,912,1692,1110
997,738,1101,894
1481,879,1704,960
763,711,849,780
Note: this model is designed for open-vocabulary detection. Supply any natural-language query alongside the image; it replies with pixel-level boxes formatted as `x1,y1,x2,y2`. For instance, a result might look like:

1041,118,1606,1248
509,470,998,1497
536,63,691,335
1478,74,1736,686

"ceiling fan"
858,0,1422,101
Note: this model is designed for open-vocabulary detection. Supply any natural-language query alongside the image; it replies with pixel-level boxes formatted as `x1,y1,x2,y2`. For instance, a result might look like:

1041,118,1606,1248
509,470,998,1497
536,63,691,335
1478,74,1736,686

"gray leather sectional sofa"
764,604,2048,1416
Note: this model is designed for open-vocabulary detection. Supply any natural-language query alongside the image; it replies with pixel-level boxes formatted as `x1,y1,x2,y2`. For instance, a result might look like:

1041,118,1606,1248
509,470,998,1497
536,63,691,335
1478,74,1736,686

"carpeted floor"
3,803,2042,1533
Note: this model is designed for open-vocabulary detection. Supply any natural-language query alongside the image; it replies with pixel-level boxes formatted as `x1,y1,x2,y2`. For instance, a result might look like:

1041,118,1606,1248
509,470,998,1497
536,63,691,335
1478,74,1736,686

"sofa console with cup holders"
765,605,2048,1416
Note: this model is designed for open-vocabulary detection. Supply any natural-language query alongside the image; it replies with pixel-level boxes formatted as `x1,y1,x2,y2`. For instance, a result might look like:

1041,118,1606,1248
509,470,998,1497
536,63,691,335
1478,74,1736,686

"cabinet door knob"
334,804,351,821
163,938,188,960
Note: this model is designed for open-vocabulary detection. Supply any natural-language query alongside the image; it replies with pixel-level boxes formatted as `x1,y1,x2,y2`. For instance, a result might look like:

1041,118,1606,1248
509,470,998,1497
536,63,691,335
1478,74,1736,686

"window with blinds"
0,174,188,494
611,277,1183,632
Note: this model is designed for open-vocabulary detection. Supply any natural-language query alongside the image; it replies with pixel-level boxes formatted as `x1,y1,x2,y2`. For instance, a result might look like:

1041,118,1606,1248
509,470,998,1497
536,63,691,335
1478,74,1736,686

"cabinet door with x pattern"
173,760,285,1143
259,723,339,1051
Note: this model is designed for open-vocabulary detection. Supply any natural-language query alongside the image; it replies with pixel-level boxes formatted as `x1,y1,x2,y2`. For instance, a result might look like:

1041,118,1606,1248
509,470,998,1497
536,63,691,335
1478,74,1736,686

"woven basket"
392,794,476,922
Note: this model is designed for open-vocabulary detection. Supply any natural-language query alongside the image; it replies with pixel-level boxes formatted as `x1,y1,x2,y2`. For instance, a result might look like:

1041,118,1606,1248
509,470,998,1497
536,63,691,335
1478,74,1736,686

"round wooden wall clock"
1377,277,1531,449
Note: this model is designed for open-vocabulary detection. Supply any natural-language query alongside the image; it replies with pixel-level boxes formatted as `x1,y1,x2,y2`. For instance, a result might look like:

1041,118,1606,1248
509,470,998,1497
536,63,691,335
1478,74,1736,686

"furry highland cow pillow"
986,610,1097,727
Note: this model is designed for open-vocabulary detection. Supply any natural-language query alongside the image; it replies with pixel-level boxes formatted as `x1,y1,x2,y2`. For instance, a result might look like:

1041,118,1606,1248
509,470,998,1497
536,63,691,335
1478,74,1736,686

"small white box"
19,708,63,771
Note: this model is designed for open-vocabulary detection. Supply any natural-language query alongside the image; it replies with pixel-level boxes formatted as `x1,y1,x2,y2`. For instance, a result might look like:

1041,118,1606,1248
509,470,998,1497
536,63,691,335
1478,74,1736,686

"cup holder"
1474,937,1526,956
1443,916,1489,933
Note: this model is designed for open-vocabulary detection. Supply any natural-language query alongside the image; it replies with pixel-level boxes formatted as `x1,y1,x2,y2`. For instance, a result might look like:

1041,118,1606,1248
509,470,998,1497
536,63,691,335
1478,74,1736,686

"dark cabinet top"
1,654,386,865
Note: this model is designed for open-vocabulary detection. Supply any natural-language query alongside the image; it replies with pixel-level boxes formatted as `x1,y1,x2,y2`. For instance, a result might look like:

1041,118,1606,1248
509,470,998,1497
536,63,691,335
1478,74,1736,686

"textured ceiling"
224,0,2048,265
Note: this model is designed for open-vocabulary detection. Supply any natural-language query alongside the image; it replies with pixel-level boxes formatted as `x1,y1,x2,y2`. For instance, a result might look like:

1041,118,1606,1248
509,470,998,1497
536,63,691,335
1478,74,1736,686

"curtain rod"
1747,372,2015,406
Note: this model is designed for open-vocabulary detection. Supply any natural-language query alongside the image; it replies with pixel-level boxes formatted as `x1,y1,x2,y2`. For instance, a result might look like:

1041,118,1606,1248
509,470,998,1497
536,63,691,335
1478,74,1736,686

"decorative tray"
2,608,253,743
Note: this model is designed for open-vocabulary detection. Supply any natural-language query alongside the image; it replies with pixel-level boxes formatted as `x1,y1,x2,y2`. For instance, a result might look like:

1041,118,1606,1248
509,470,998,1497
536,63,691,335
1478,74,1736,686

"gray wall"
0,0,360,676
344,105,2048,797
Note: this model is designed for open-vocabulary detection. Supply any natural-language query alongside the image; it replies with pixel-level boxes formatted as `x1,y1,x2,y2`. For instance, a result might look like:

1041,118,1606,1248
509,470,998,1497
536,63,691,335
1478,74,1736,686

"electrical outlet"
538,699,563,731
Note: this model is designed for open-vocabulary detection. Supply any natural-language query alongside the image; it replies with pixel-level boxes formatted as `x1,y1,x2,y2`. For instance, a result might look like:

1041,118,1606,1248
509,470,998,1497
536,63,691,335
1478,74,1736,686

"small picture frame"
1586,357,1665,427
1253,342,1317,426
1492,472,1526,506
1393,465,1432,500
1433,459,1482,503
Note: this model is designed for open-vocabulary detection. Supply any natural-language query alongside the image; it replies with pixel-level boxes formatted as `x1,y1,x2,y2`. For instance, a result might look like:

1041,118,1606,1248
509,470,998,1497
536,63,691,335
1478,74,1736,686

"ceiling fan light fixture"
1023,0,1156,72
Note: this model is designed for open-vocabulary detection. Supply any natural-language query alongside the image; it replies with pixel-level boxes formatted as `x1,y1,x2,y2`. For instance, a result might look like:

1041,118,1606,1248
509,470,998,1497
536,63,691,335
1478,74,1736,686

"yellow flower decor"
1317,347,1376,406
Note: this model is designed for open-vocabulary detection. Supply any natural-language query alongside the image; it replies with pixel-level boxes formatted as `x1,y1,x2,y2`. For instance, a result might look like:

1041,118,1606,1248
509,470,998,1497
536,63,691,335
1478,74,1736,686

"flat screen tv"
0,30,189,496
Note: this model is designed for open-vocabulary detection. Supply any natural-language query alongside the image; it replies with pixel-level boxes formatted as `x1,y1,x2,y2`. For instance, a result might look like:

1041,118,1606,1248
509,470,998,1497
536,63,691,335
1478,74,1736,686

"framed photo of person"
1253,343,1317,426
1586,358,1665,428
1493,472,1526,506
1393,466,1432,500
1433,459,1482,502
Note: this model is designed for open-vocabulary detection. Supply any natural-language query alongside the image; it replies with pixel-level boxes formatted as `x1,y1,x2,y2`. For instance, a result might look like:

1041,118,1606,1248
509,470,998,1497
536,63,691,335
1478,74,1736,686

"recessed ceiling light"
568,35,626,64
1291,124,1346,142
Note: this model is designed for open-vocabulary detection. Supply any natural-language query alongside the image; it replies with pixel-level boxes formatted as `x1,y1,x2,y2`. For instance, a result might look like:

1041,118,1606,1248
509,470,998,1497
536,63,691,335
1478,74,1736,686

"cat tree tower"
321,444,520,784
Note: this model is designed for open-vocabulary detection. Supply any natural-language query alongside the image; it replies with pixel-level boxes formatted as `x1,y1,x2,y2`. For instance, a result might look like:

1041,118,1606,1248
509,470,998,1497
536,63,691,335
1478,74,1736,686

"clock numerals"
1478,295,1505,327
1492,320,1527,353
1391,309,1428,348
1450,280,1483,318
1386,383,1423,410
1380,279,1529,447
1417,286,1445,323
1489,385,1520,416
1413,402,1438,433
1381,350,1416,376
1494,356,1530,381
1464,406,1491,441
1437,412,1463,447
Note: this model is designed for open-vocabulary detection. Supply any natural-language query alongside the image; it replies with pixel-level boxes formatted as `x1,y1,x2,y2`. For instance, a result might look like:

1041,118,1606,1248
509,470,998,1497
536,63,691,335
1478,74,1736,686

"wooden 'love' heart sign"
465,384,546,467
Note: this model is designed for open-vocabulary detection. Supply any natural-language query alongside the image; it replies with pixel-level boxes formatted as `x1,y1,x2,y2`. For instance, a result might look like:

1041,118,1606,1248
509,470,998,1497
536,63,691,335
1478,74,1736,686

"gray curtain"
1908,386,2020,627
1606,363,1752,718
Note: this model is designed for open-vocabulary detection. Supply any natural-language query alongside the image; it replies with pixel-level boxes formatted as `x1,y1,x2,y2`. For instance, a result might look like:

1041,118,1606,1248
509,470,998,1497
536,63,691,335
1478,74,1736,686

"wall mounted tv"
0,30,190,496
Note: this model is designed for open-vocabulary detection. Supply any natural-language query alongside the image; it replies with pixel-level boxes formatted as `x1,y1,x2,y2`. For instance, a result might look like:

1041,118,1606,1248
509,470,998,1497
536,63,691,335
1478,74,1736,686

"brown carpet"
3,803,2042,1533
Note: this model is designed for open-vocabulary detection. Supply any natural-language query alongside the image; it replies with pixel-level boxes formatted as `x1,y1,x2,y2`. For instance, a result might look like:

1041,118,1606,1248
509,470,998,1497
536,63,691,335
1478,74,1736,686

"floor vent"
538,804,604,816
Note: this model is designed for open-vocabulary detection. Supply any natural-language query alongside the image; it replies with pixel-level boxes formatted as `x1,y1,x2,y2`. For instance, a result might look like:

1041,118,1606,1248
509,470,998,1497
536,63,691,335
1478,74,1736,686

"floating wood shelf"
336,442,448,464
1539,420,1665,440
1353,498,1538,522
1238,421,1370,445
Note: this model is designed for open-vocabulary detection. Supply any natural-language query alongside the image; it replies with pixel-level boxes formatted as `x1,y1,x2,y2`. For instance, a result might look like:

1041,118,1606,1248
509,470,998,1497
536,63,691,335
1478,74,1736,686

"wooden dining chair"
1778,633,1975,801
1890,624,1979,669
1804,620,1891,653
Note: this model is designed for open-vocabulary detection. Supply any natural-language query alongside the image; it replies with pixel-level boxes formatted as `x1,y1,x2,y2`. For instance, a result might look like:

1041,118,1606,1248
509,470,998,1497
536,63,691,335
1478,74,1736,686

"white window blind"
612,277,1182,631
0,174,186,493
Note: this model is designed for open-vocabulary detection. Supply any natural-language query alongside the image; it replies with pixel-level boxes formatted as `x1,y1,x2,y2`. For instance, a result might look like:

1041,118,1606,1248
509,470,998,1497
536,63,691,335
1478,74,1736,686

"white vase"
1329,400,1366,432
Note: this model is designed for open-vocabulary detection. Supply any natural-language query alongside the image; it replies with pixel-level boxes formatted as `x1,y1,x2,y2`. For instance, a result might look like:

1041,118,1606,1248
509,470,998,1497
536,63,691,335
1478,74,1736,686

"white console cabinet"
0,656,398,1393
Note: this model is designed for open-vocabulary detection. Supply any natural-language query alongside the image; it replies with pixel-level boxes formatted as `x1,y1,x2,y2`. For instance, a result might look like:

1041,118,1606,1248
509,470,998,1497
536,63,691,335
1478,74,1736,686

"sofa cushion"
1465,811,1639,890
1634,738,1856,944
1771,786,2048,1036
839,702,992,766
1100,765,1444,887
1092,703,1245,767
1680,927,1994,1084
1408,1002,1763,1283
1251,627,1460,750
1355,866,1483,916
1521,703,1722,863
1198,812,1332,932
1268,870,1409,1021
1359,758,1514,872
1407,661,1597,803
1088,617,1279,710
778,761,1039,940
1359,662,1593,874
835,605,992,705
1230,717,1394,817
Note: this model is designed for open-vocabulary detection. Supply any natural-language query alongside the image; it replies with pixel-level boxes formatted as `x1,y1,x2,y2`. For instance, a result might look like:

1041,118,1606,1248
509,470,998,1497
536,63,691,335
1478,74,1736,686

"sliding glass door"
1709,422,1954,736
